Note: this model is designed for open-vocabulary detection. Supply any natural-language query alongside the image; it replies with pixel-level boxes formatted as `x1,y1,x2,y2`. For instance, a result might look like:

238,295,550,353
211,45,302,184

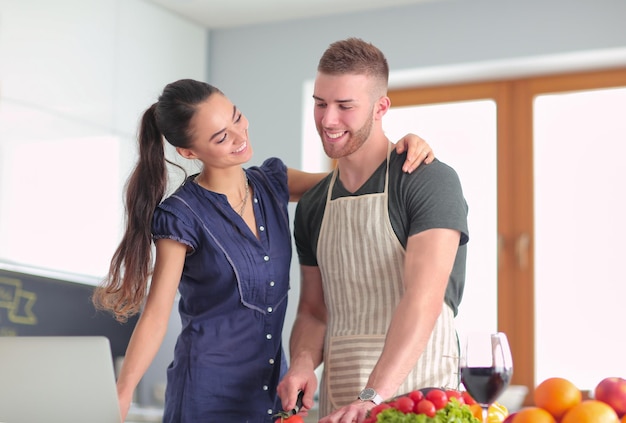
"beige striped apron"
317,146,458,417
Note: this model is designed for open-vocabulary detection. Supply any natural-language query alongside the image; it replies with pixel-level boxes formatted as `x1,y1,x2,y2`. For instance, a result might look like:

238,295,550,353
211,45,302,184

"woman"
93,79,433,422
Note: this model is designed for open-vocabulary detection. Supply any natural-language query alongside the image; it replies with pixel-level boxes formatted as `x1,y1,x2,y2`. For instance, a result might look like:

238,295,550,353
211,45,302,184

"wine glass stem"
481,405,489,423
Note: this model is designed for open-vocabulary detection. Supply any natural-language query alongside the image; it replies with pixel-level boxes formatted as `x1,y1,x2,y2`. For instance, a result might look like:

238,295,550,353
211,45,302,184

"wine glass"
459,332,513,423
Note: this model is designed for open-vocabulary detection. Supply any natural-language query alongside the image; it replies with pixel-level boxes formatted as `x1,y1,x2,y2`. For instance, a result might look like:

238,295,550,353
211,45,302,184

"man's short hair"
317,37,389,94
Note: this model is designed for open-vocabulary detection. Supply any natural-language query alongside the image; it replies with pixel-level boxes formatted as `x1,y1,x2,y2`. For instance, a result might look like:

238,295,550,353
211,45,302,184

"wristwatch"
358,387,383,405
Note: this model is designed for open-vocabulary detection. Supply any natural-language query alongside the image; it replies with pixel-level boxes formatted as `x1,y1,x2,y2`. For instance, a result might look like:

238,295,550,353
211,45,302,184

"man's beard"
319,112,374,160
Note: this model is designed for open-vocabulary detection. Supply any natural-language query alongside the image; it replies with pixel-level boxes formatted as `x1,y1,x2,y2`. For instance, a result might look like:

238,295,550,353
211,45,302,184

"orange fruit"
622,414,626,423
561,400,619,423
511,406,556,423
534,377,582,420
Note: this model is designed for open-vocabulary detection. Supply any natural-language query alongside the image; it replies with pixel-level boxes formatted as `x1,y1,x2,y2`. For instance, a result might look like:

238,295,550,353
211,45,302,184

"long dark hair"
93,79,222,321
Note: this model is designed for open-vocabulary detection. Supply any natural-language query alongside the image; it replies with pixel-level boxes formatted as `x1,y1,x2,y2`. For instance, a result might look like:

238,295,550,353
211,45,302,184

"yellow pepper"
468,402,509,423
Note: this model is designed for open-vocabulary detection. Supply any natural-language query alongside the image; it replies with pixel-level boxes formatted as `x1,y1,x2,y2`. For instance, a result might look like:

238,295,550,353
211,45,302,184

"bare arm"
287,168,328,202
276,265,327,412
287,133,434,201
365,228,461,397
115,239,186,421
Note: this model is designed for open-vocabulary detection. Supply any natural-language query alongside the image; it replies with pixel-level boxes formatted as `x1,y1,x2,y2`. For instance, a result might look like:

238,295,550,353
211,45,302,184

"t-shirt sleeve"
151,204,199,253
405,161,469,246
294,199,317,266
294,176,330,267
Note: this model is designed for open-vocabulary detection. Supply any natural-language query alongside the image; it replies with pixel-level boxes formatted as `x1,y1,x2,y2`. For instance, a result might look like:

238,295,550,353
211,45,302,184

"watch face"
359,387,376,400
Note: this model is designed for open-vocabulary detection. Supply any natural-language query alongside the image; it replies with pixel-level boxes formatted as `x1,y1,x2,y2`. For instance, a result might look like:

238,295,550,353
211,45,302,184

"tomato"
462,390,477,405
416,399,437,417
408,389,424,404
369,402,391,419
275,415,304,423
394,396,415,414
425,389,449,410
445,389,465,405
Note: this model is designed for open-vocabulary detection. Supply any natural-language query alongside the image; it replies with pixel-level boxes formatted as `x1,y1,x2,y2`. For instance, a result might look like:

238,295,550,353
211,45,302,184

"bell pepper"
469,402,509,423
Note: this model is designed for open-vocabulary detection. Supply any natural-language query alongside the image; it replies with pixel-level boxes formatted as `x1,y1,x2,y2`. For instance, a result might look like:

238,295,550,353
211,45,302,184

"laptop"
0,336,122,423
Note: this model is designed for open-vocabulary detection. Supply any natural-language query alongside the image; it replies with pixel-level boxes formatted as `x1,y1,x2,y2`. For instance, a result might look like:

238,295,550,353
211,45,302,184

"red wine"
461,366,512,405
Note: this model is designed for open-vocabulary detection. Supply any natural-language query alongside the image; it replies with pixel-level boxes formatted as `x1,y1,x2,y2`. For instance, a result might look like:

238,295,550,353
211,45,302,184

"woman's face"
183,93,252,168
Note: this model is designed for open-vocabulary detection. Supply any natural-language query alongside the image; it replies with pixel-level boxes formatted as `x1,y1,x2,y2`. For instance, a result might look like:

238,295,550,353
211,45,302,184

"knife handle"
293,390,304,413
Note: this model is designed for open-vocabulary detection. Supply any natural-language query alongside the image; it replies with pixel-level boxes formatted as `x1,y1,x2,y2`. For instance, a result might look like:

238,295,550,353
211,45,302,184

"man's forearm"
364,295,443,399
289,313,326,370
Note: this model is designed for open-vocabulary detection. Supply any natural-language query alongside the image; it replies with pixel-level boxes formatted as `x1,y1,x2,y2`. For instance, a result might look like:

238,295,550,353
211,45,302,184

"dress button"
259,225,265,231
266,334,272,340
263,385,269,391
264,255,270,261
254,198,259,204
269,281,275,287
269,358,275,364
267,307,273,313
267,409,273,415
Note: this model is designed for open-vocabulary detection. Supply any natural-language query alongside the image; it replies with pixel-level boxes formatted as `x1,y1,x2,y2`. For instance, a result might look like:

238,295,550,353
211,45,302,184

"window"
388,68,626,398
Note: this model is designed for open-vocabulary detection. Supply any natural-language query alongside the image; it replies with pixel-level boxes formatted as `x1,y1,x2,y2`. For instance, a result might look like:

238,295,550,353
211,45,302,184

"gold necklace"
236,175,249,216
194,171,249,216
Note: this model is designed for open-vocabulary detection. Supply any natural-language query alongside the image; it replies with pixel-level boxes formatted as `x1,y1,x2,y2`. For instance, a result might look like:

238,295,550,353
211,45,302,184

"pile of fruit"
505,376,626,423
363,387,507,423
363,375,626,423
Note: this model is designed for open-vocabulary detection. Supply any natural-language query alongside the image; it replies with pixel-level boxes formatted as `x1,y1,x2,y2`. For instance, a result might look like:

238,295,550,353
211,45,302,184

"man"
277,38,469,423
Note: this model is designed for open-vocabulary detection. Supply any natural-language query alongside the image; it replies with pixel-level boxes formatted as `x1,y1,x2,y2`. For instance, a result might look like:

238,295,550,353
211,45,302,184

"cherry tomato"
425,388,449,410
394,396,415,414
445,389,465,405
462,390,477,405
275,415,304,423
416,399,437,417
369,402,391,420
408,389,424,404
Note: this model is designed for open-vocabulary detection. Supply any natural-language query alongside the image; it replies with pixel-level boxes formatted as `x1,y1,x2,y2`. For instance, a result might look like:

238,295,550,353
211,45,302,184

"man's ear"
374,95,391,119
176,146,197,160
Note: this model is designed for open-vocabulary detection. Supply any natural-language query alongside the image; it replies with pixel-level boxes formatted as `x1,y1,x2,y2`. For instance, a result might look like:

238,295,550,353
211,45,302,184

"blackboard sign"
0,265,138,359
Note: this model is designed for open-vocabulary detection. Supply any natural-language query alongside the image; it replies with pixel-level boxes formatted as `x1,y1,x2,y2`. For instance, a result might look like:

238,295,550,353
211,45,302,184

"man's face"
312,73,376,159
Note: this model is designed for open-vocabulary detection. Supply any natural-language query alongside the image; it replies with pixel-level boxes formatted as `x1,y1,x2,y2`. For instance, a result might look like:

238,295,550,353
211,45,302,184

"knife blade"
273,390,304,419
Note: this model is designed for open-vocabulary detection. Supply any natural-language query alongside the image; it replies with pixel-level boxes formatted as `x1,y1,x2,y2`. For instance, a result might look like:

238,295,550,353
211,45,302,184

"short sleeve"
251,157,289,206
405,160,469,246
152,205,199,253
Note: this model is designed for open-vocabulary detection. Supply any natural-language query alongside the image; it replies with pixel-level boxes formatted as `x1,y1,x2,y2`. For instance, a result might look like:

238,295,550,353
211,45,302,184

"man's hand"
319,399,375,423
276,366,318,416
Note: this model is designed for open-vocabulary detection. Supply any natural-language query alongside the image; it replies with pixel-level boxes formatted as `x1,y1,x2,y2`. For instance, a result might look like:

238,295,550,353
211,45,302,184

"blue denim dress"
152,158,291,422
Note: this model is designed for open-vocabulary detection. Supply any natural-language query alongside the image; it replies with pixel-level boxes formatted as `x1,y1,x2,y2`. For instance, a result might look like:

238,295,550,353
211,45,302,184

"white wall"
0,0,207,407
0,0,207,277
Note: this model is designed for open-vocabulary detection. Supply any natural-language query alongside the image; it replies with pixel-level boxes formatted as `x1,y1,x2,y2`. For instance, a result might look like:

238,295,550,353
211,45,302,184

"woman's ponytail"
93,104,167,321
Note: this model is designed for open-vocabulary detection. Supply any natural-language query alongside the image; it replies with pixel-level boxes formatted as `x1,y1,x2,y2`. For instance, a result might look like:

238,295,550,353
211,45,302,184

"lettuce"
375,399,481,423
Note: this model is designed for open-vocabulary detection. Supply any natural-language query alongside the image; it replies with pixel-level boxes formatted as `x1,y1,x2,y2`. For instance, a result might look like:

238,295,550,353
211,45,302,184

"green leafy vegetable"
374,399,481,423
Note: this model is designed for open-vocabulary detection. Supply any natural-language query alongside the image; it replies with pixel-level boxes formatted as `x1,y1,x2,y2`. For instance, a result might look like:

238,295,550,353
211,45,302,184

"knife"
273,390,304,420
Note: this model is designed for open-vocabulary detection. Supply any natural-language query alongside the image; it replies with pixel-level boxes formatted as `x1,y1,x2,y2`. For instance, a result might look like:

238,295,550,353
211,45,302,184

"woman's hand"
394,133,434,173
